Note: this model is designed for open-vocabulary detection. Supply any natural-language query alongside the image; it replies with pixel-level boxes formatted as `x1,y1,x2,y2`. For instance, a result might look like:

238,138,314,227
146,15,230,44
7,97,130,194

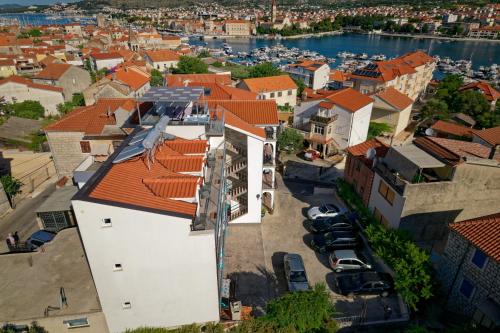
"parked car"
307,204,344,220
335,271,394,297
284,253,310,292
329,249,372,273
26,230,56,251
310,215,354,233
310,231,358,253
303,150,320,161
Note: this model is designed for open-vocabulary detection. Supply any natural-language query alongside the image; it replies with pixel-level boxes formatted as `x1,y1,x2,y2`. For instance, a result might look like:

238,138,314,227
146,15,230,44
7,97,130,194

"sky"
0,0,78,5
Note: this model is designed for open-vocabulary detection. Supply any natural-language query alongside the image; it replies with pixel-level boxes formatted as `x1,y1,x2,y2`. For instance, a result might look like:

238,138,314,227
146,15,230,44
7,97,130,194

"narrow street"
0,185,56,253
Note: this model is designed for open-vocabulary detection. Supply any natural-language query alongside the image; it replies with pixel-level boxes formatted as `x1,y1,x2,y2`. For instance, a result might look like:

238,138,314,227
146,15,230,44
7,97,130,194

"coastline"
375,32,500,43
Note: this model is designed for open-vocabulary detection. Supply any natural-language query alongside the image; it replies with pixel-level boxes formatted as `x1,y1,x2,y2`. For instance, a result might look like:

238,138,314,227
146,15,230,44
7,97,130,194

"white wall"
1,81,64,116
230,135,263,223
312,65,330,90
164,125,206,140
349,102,373,147
72,200,220,333
259,89,296,107
94,58,124,70
368,173,406,229
394,104,412,135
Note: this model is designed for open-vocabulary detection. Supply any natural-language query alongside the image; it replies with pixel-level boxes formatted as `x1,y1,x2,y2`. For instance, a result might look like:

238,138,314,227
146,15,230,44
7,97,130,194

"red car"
304,150,320,161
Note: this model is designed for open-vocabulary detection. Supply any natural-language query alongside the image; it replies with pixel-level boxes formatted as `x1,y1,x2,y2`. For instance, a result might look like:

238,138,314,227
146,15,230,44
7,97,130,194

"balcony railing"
310,115,338,124
374,162,406,195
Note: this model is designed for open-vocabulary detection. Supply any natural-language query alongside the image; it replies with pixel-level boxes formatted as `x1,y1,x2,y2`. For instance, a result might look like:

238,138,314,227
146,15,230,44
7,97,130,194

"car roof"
285,253,305,271
30,230,56,242
333,249,357,258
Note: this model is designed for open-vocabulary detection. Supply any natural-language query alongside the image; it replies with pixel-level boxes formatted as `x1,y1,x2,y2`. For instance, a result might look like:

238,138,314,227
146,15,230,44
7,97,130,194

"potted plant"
261,207,267,217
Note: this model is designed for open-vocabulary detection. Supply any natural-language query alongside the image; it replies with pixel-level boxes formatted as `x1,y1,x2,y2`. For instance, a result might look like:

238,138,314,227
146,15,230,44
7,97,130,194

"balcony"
263,155,275,166
373,162,407,195
310,115,337,124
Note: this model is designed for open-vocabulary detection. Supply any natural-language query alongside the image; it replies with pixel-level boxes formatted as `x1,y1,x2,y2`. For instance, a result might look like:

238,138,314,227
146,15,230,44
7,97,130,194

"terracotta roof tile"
143,176,200,198
44,98,137,135
211,107,265,139
414,136,493,165
459,81,500,102
346,139,389,157
0,75,63,93
157,156,205,172
472,126,500,146
431,120,473,138
288,60,327,72
375,87,413,110
241,75,297,93
145,50,180,62
107,67,150,91
450,213,500,262
324,88,374,113
207,100,278,125
91,52,123,60
34,63,71,80
166,74,231,86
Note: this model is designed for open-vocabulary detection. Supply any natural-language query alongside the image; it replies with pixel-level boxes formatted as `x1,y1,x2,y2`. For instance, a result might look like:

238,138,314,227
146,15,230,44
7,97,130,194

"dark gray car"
284,253,310,292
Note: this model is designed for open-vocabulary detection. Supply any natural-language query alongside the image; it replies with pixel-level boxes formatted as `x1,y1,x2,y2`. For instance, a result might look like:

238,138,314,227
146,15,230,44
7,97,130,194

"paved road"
0,185,56,253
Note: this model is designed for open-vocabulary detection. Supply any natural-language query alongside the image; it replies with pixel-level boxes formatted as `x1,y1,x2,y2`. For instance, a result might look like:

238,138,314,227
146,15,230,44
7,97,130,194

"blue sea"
0,13,95,26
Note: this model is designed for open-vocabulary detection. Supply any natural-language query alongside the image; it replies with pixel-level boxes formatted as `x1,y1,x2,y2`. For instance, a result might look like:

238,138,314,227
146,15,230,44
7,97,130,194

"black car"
310,231,358,253
335,271,394,297
309,215,354,233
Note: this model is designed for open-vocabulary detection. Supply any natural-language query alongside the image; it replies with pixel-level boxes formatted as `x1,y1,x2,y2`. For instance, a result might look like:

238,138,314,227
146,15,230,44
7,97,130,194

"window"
63,318,89,328
278,91,282,97
459,278,475,299
122,302,131,309
378,181,395,205
102,218,112,227
313,125,324,135
80,141,91,153
114,263,123,271
471,249,487,269
373,208,389,227
270,92,275,98
288,89,292,96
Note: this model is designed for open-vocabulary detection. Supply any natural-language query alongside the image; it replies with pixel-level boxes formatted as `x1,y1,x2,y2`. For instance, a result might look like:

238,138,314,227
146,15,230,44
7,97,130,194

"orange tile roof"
324,88,374,113
450,213,500,262
431,120,473,138
194,83,257,100
34,63,71,80
207,100,279,125
44,98,137,135
459,81,500,102
0,75,63,93
241,75,297,93
414,136,493,165
346,139,389,157
329,70,348,82
91,52,123,60
145,50,180,62
375,87,414,110
212,107,265,139
472,126,500,146
107,67,150,91
89,138,208,216
166,74,231,86
288,60,327,72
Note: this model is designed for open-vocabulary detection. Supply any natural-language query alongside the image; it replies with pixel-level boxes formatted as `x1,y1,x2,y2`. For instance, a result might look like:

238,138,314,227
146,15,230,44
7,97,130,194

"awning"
36,186,78,213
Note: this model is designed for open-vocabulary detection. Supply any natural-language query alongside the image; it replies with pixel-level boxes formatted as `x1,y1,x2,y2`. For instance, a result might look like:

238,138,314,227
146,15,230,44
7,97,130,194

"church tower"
271,0,277,23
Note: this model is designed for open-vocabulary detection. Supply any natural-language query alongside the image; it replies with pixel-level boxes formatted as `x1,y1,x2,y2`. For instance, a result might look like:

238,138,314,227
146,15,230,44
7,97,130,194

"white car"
307,204,343,220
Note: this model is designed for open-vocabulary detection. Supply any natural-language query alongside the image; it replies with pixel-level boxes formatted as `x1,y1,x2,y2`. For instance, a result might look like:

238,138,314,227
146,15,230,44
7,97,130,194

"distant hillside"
0,4,23,9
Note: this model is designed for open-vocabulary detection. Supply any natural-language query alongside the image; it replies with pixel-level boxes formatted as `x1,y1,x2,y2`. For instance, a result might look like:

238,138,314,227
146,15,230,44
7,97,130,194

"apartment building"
284,60,330,90
347,51,435,100
45,98,142,178
32,63,92,102
293,88,374,153
224,20,251,36
0,75,64,116
71,87,278,332
371,87,414,135
437,213,500,330
238,75,297,106
459,81,500,109
368,136,500,243
467,25,500,39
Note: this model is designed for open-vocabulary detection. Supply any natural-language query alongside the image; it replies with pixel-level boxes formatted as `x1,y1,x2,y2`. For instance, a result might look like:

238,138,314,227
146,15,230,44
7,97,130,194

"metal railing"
374,162,406,195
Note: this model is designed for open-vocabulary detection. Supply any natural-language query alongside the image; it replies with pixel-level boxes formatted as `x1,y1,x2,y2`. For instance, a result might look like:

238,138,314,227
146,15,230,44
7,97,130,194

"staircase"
225,140,249,221
225,160,247,176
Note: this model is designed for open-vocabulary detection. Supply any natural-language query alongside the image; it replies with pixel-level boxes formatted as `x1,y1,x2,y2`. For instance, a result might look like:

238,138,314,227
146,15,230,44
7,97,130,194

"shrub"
277,128,304,153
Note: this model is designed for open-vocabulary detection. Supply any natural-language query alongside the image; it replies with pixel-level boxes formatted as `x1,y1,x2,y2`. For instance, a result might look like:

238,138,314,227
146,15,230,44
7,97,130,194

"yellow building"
224,20,251,36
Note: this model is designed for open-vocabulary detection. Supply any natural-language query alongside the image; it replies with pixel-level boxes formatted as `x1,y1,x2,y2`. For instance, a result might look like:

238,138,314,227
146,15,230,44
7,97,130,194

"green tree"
421,98,449,120
0,175,23,207
197,50,211,58
367,122,392,139
293,78,306,97
455,90,491,125
56,93,85,115
261,284,336,333
150,69,164,87
277,128,304,153
248,62,282,78
172,56,209,74
7,100,45,119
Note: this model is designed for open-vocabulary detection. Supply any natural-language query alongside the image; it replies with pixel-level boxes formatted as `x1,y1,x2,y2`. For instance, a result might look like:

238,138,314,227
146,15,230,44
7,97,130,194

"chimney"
107,106,112,117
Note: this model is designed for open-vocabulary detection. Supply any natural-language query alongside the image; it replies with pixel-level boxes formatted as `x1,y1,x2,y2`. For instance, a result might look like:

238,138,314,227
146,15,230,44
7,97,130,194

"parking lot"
224,173,408,326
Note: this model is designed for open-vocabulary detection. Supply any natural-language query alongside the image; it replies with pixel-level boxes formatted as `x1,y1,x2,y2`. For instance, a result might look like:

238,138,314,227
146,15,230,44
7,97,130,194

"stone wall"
438,231,500,317
344,154,375,206
46,131,86,178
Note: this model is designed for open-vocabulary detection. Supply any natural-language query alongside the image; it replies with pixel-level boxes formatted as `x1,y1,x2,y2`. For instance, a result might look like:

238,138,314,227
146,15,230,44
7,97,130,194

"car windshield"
290,271,307,282
319,206,329,213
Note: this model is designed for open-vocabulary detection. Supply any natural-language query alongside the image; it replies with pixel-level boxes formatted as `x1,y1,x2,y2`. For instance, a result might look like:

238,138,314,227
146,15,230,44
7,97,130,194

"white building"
71,88,279,332
285,60,330,90
144,50,180,71
0,75,65,116
91,53,124,71
237,75,297,107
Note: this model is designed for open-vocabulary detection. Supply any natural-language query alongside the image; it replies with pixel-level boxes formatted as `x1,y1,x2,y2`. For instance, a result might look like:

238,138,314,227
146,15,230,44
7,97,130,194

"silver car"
307,204,343,220
284,253,310,292
329,249,372,273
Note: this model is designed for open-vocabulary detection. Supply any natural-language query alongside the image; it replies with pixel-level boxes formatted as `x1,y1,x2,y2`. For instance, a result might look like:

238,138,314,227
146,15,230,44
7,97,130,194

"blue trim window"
471,249,487,269
459,278,474,299
63,318,89,328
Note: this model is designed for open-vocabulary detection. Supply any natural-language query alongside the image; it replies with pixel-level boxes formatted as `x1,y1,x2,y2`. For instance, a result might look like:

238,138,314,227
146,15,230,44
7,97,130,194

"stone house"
32,63,91,102
438,213,500,330
44,98,144,178
144,50,179,71
368,136,500,244
371,87,414,136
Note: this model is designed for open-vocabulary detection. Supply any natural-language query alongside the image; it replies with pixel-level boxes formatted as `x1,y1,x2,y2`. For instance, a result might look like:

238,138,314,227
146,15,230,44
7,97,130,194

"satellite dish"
425,128,435,136
366,148,376,160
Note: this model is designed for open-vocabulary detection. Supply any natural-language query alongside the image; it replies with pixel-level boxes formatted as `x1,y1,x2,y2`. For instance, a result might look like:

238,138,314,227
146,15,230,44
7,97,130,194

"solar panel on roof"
129,129,151,146
113,143,145,163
